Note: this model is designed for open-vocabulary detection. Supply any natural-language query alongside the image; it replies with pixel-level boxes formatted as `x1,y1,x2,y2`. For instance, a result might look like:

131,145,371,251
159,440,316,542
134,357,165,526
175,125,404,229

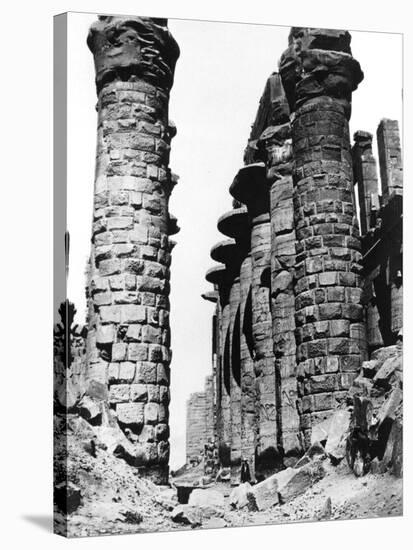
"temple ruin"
190,27,403,484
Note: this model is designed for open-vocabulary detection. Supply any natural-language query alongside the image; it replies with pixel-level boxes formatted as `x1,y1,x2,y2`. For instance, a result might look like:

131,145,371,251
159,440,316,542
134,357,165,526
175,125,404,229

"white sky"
67,13,402,468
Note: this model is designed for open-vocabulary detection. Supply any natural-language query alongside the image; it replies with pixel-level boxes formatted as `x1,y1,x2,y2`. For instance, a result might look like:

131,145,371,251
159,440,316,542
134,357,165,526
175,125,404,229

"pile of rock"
346,343,403,477
229,444,326,512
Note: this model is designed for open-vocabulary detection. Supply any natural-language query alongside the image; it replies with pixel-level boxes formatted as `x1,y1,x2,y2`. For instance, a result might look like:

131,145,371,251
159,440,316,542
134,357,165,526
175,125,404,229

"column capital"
87,16,180,94
279,27,363,117
217,206,250,242
230,163,270,218
211,238,246,267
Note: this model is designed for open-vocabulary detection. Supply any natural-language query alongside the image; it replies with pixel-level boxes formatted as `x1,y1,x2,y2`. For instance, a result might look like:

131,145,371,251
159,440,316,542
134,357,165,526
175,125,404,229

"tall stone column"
86,16,179,483
217,208,252,483
206,265,232,469
257,74,301,461
352,131,380,235
231,165,280,477
377,119,403,339
217,208,256,480
352,131,382,351
280,28,367,447
211,238,243,484
377,119,403,203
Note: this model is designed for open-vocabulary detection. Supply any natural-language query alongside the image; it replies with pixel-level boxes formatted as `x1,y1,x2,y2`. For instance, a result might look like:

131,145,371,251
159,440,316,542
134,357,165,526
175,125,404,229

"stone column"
352,131,382,352
86,16,179,483
211,238,243,484
217,208,253,483
231,165,280,477
257,74,301,461
217,207,256,481
352,131,380,235
206,265,232,469
186,392,207,466
377,119,403,203
377,119,403,338
280,28,367,447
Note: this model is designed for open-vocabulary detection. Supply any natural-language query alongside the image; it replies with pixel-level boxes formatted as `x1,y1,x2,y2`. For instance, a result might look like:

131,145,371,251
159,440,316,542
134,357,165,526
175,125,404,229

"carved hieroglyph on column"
280,28,367,447
231,166,280,476
86,16,179,483
257,73,301,459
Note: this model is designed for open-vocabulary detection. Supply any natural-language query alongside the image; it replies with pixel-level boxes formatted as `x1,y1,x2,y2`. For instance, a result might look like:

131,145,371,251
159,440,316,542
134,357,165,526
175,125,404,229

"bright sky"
67,13,402,468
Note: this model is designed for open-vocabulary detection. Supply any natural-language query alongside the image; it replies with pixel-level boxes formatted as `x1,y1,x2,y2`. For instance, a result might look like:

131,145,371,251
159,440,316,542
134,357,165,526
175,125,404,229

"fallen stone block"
77,395,103,423
381,419,403,477
317,496,332,520
325,410,351,462
278,462,325,504
188,488,225,508
311,416,332,445
251,473,280,510
373,355,402,390
362,360,380,378
171,504,224,526
370,345,399,363
295,442,326,468
377,387,402,426
229,482,253,510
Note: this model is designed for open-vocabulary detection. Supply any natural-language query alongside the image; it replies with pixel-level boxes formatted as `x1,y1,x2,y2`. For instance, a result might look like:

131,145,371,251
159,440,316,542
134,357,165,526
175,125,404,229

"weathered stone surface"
278,461,325,503
251,473,280,510
325,410,351,462
229,482,254,510
188,489,224,508
373,355,402,390
171,504,224,526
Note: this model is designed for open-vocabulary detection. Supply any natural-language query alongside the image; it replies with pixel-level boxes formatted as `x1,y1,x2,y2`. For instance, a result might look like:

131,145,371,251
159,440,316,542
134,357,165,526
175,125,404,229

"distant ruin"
190,27,403,485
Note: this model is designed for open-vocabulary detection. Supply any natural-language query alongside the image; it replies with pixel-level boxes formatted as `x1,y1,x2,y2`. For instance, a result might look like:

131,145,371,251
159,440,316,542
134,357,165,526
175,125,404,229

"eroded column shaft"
280,27,367,447
229,277,242,484
250,213,279,473
239,253,257,480
86,16,179,483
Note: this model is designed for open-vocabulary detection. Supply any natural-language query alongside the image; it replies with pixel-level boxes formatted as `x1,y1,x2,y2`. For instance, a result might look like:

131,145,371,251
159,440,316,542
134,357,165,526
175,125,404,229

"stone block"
108,362,120,382
120,304,146,324
127,343,148,361
96,324,116,344
324,409,351,461
109,384,130,403
99,259,121,277
109,274,124,290
100,305,121,323
155,423,169,441
144,402,159,424
119,361,136,383
147,384,160,403
107,216,134,230
117,402,144,426
130,383,147,402
278,462,325,504
125,325,142,341
112,342,127,361
251,474,279,510
135,361,157,384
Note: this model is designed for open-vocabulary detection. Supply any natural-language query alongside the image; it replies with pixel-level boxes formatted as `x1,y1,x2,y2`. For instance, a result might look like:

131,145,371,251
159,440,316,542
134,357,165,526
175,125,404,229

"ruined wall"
86,16,179,484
